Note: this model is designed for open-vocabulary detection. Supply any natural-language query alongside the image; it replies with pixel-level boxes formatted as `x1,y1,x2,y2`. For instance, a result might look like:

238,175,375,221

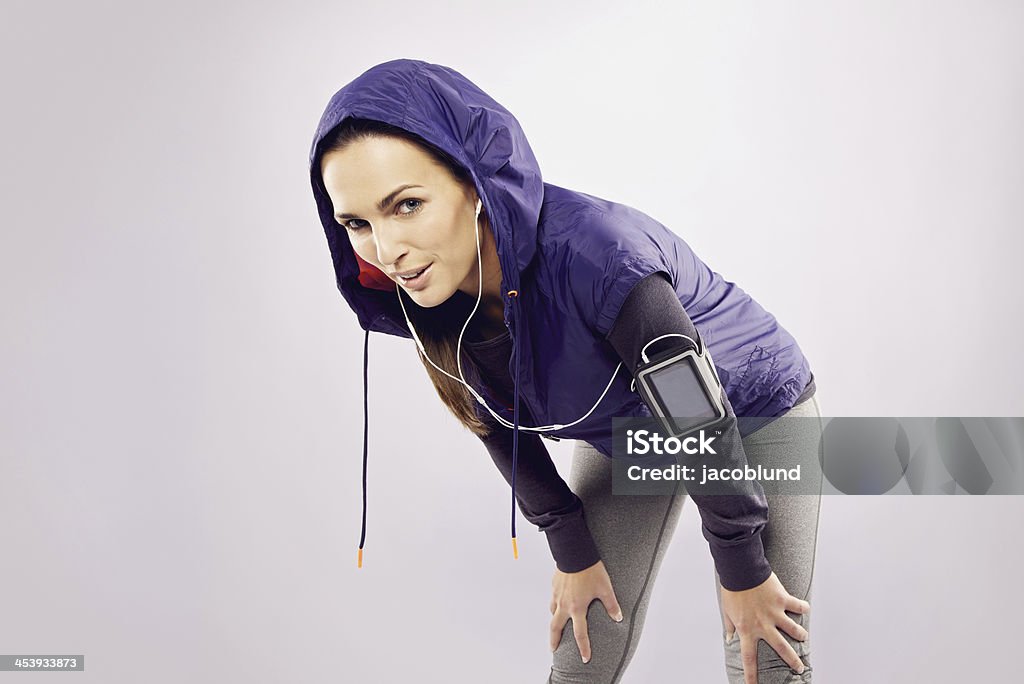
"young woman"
309,59,823,684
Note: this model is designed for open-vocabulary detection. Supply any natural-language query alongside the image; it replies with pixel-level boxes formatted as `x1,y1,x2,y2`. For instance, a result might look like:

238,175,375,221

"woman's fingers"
780,615,809,642
735,622,807,682
721,606,736,640
571,609,591,663
738,633,758,684
767,629,806,675
786,595,811,615
547,564,620,663
723,579,811,681
549,612,566,653
599,590,624,623
549,609,597,664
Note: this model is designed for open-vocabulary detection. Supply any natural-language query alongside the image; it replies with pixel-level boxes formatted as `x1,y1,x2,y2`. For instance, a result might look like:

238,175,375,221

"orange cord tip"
357,548,363,568
512,536,519,559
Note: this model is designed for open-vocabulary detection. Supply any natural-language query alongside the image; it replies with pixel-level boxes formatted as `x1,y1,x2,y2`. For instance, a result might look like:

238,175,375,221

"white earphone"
395,198,627,433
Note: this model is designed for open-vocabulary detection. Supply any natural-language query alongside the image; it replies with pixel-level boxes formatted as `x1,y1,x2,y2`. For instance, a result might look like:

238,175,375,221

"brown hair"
319,117,492,437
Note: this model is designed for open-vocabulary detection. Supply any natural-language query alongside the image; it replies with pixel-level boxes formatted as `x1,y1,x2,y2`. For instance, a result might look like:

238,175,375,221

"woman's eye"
340,199,421,232
398,198,423,214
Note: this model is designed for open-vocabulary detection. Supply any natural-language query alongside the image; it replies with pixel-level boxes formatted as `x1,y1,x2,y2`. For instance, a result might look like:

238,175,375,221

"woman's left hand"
719,571,810,684
549,559,623,664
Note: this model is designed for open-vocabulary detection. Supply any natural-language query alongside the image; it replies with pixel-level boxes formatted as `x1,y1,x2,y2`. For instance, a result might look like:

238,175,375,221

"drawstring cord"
356,286,526,565
358,328,369,568
358,294,520,565
508,289,520,560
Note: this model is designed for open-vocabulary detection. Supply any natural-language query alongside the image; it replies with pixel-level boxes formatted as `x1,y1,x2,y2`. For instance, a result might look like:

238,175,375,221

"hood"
308,59,543,568
309,58,543,337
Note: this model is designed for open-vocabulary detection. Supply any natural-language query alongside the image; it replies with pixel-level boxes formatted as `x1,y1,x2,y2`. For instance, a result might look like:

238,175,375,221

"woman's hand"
549,560,623,663
720,571,810,684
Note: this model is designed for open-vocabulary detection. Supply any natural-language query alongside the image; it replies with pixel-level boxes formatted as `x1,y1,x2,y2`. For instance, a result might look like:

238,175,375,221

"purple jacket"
308,59,813,572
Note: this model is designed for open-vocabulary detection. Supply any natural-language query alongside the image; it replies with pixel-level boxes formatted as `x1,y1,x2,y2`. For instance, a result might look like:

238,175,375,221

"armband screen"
634,344,726,438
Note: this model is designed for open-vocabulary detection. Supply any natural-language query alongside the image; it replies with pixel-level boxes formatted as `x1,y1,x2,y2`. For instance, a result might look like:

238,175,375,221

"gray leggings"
548,395,824,683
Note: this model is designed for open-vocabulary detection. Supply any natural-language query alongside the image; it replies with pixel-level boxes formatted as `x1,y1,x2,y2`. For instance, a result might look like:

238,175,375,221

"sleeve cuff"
708,530,773,591
543,511,602,573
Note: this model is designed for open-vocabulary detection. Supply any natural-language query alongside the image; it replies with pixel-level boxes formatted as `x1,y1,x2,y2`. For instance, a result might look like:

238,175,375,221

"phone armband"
633,340,726,438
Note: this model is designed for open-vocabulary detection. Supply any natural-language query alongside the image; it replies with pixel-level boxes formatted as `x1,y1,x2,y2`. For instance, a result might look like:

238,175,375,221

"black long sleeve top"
463,272,815,590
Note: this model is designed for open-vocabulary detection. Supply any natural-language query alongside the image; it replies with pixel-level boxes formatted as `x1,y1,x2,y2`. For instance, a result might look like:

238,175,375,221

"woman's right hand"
549,560,623,663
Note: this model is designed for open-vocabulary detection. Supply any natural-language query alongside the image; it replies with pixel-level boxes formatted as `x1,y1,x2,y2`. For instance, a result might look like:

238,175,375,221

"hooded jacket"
308,59,814,578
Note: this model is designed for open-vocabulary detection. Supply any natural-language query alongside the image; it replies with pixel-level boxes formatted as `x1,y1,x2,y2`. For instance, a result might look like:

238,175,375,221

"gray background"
1,1,1021,682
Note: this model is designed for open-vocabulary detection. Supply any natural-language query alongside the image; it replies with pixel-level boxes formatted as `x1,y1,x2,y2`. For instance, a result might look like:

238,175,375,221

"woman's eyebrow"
334,184,424,220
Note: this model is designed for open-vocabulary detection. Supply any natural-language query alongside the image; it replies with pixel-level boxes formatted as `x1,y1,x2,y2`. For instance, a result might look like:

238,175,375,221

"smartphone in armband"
633,340,727,439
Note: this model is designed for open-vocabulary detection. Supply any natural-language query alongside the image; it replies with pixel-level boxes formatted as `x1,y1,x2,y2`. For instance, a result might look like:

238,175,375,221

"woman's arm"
475,407,602,573
476,404,624,666
606,271,773,592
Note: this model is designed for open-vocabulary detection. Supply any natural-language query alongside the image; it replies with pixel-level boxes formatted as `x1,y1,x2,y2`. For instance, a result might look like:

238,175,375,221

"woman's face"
319,135,486,309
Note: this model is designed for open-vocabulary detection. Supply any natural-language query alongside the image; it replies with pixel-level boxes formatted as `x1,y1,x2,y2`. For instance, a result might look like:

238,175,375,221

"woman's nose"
373,221,408,267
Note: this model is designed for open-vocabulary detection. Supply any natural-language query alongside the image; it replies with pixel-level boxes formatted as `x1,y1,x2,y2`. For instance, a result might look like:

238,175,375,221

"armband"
632,335,727,438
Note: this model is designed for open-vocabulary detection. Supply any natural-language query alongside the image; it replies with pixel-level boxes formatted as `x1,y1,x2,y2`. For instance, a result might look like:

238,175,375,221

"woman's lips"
397,263,432,290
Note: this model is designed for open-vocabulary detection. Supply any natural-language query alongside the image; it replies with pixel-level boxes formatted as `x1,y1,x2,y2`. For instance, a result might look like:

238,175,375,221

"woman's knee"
547,601,642,684
722,625,813,683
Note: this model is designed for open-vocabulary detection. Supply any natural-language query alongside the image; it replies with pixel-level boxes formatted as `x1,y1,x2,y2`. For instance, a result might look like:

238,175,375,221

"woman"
309,59,822,684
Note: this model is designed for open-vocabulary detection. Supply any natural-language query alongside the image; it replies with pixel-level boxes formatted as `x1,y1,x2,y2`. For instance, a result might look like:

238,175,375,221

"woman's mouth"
396,264,432,290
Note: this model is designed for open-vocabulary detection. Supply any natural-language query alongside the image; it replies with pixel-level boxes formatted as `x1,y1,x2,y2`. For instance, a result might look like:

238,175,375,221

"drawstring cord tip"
512,536,519,559
357,547,363,568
